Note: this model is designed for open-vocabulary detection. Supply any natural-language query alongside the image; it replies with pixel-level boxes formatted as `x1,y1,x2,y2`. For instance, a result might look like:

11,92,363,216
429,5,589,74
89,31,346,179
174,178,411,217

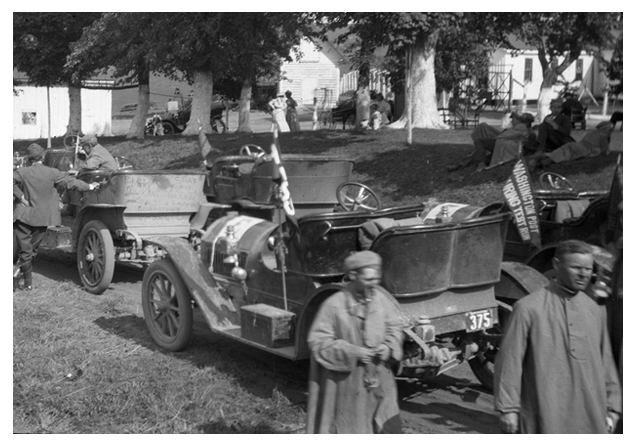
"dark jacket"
13,163,91,227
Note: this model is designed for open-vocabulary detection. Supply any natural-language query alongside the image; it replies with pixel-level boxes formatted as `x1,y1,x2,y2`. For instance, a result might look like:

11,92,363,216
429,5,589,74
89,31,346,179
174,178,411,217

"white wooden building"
13,79,114,141
489,48,608,103
279,39,344,108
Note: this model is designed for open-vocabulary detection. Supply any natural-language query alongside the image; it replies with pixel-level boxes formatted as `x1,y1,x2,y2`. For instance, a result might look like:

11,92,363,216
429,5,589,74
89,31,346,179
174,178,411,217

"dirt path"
28,250,501,434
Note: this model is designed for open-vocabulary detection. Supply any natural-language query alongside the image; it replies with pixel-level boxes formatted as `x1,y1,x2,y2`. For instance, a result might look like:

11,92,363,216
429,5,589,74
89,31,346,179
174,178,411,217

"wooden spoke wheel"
77,220,115,294
142,259,193,351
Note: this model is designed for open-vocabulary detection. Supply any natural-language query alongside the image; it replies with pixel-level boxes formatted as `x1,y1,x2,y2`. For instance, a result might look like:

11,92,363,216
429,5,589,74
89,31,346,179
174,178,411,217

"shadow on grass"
93,312,310,408
197,419,301,434
33,250,145,290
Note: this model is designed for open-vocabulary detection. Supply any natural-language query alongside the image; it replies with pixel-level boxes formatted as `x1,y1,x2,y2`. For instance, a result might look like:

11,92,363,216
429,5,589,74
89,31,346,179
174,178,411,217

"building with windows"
13,74,114,140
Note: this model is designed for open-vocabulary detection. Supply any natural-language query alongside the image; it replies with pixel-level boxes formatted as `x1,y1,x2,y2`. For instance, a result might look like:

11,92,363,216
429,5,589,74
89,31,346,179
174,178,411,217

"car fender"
148,236,241,330
525,245,560,273
294,284,345,360
495,261,549,305
71,204,126,250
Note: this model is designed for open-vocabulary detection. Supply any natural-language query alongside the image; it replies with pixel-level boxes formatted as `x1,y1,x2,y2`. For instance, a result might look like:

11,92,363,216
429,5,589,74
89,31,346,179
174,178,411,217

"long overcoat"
306,285,404,434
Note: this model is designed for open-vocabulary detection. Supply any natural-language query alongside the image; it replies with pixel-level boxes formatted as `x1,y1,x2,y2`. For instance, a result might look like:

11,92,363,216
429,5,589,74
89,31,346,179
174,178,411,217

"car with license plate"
140,139,547,391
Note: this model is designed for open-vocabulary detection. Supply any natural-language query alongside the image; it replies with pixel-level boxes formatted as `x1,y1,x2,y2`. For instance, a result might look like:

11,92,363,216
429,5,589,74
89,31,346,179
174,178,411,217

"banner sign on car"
502,158,541,249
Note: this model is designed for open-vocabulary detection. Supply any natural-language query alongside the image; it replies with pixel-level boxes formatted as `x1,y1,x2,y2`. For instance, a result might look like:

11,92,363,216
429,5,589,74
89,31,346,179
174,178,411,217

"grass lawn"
13,126,622,433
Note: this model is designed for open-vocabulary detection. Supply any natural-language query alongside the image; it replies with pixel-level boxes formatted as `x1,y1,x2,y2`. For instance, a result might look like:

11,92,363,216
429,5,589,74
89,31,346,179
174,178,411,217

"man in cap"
449,111,535,172
13,143,100,291
77,134,118,171
495,240,622,433
306,250,405,434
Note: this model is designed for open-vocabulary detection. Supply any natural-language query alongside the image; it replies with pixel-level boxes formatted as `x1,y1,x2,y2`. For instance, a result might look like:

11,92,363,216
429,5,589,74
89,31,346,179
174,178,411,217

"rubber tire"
77,220,115,294
162,122,176,135
211,117,227,134
142,259,193,351
468,306,510,392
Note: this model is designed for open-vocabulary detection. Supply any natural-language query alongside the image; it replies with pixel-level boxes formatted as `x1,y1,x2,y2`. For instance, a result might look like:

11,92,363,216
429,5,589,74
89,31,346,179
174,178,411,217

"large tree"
151,13,224,135
323,13,504,130
68,13,170,139
14,12,101,137
212,13,313,133
494,12,622,121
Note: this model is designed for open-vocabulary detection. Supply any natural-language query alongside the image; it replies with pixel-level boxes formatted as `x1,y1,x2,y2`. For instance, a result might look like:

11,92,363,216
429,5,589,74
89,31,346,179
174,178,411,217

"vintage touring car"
140,140,547,390
19,149,212,294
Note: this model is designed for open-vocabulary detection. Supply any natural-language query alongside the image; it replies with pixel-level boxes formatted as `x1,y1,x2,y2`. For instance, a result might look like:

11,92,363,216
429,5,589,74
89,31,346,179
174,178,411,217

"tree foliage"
14,12,101,86
496,12,621,85
492,12,622,119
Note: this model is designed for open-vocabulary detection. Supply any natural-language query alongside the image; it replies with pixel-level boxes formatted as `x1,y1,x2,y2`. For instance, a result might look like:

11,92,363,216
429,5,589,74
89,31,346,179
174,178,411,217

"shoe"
20,261,33,291
13,265,21,292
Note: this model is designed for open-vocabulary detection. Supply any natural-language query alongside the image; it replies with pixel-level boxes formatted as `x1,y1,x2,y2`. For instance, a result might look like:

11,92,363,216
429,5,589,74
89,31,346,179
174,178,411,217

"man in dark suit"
13,143,100,291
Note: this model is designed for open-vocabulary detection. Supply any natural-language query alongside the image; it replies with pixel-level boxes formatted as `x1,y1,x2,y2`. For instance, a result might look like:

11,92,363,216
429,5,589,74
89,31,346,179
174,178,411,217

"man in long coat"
494,240,622,433
306,251,404,434
13,143,98,290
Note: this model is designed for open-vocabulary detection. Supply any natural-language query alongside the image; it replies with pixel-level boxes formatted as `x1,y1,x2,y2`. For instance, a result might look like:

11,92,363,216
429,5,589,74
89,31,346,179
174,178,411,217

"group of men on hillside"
448,96,616,173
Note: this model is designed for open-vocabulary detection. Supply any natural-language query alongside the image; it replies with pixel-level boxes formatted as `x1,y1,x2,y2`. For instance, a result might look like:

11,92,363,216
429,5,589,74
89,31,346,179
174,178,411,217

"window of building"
575,59,584,81
22,111,37,125
524,58,533,82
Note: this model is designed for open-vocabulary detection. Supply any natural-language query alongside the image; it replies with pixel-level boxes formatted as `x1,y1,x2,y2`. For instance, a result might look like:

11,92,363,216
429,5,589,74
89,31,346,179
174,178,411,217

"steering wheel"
115,156,135,170
539,172,574,192
337,182,381,212
240,144,265,158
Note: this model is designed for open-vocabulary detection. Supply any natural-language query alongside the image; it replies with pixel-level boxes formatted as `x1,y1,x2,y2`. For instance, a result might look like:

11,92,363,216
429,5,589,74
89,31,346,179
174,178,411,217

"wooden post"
46,86,52,149
508,70,513,111
406,47,412,145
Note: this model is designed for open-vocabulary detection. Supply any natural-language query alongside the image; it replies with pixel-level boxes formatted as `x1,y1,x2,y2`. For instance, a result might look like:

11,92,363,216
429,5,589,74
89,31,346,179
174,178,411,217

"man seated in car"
76,134,118,171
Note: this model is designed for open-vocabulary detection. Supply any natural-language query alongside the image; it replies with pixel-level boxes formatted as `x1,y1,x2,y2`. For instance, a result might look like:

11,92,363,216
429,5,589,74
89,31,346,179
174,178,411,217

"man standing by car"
77,134,118,171
14,143,99,291
494,240,622,433
306,250,405,434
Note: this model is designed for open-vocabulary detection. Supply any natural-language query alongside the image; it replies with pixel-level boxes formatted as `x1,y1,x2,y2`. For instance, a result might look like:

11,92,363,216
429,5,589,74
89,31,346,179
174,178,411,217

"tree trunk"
127,66,150,140
537,67,560,122
237,77,253,133
355,48,371,130
389,34,445,130
66,83,82,136
182,69,213,135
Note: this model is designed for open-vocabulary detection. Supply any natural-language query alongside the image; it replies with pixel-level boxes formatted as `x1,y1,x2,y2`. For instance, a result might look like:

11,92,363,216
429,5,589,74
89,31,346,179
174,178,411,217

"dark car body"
140,146,546,389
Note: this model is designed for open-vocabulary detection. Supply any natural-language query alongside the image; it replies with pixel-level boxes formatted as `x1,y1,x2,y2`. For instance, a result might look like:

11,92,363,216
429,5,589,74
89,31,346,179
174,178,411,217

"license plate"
465,309,494,332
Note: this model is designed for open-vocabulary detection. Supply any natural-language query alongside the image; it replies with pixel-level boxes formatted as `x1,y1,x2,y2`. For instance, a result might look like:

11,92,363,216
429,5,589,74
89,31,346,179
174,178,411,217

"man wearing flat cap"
77,134,118,171
13,143,100,291
306,250,405,434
